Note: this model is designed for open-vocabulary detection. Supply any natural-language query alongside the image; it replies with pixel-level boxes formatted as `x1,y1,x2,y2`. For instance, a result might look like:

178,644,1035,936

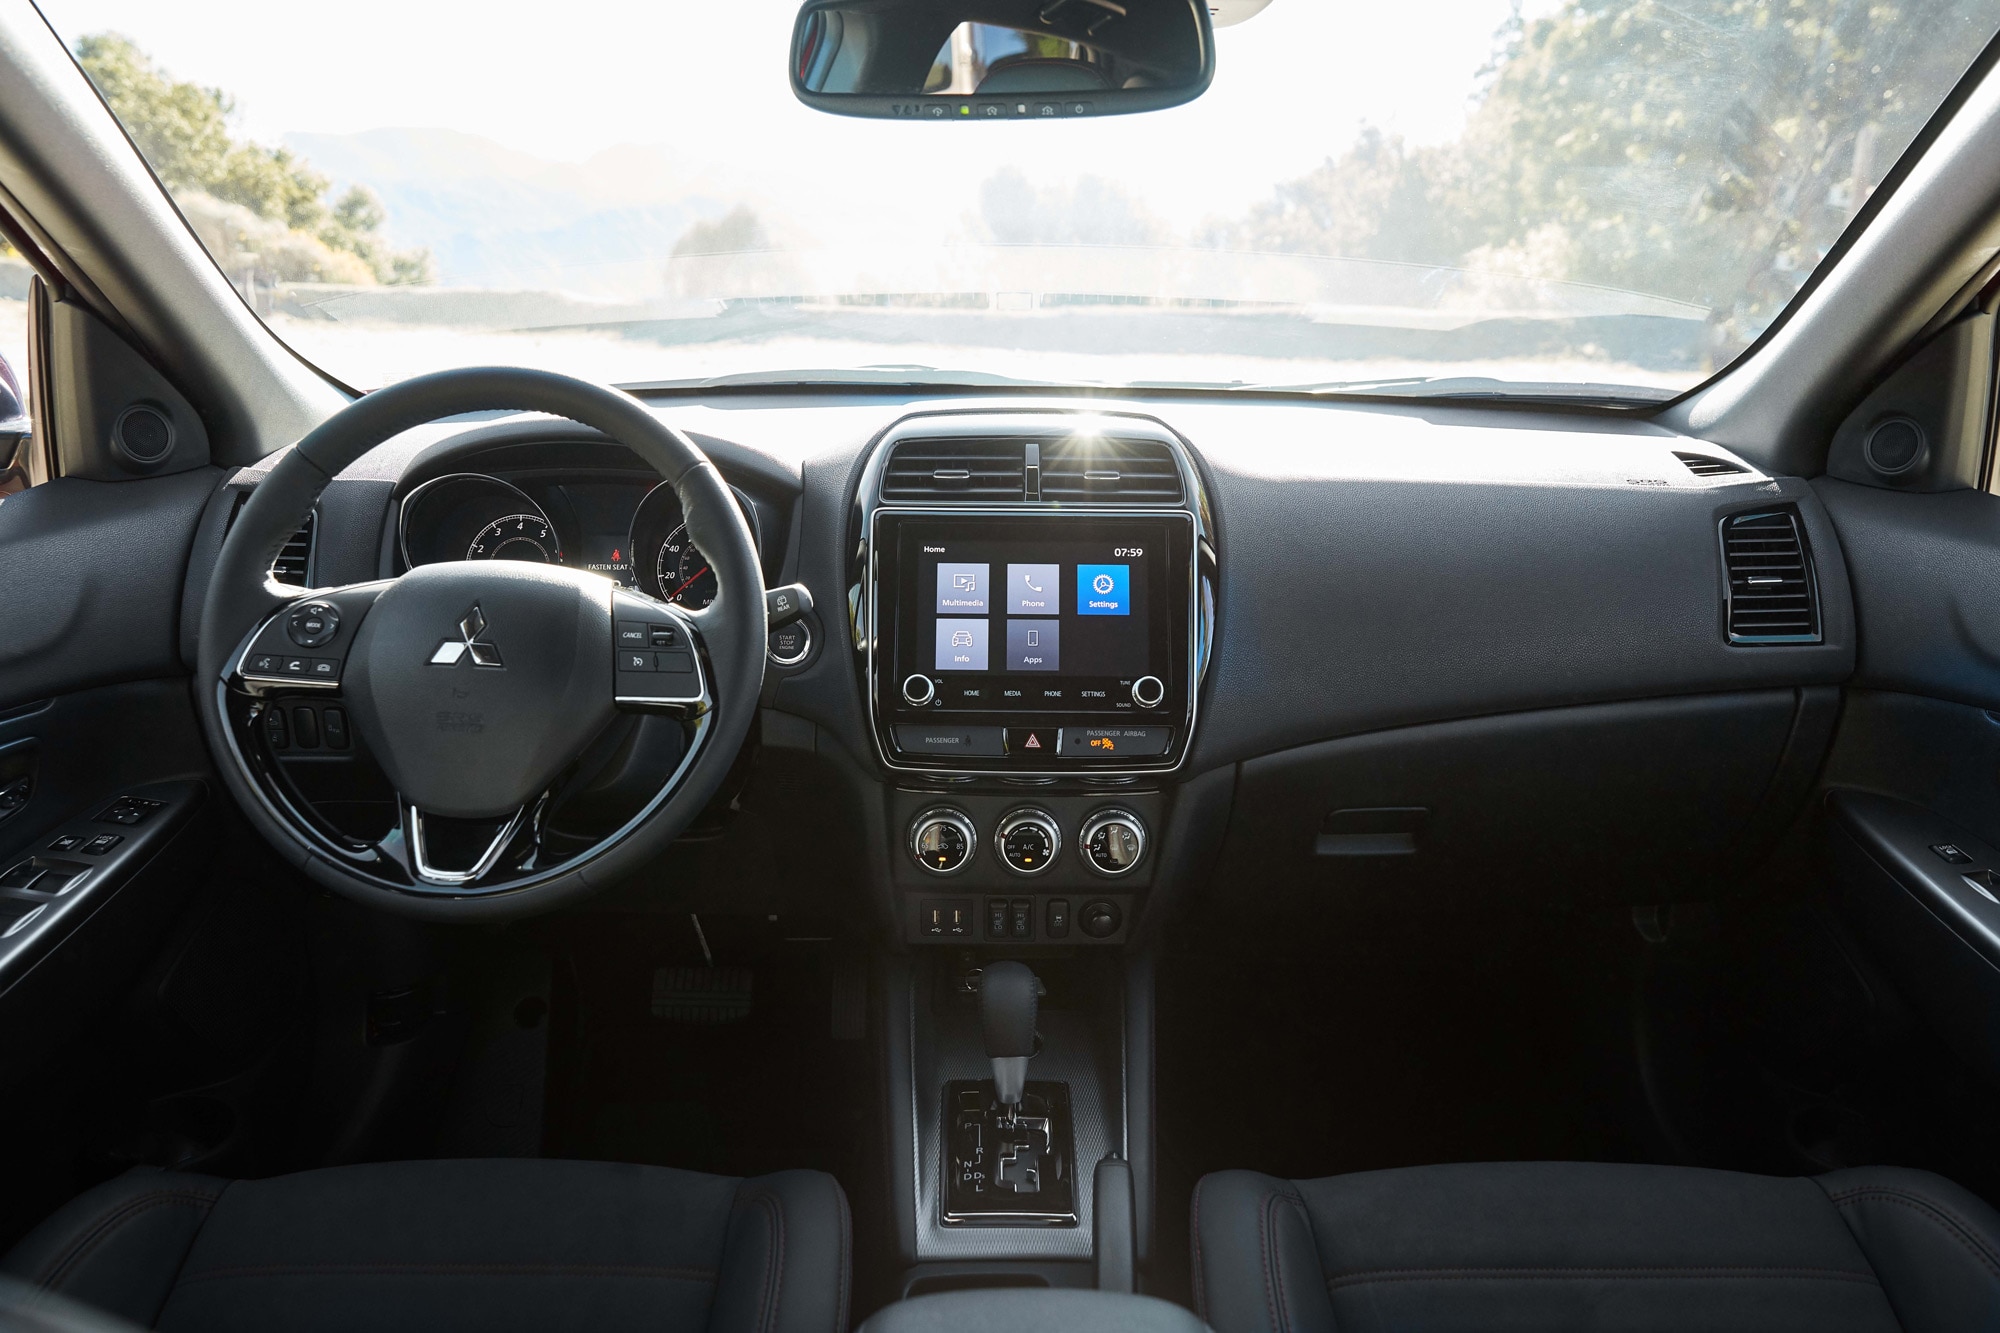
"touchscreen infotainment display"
888,517,1181,714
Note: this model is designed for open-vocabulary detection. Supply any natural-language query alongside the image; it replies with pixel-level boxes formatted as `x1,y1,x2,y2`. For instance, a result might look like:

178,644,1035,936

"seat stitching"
36,1189,221,1292
739,1189,781,1333
1189,1175,1209,1321
1257,1187,1284,1333
175,1262,719,1284
1325,1264,1881,1291
1821,1186,2000,1281
833,1177,851,1333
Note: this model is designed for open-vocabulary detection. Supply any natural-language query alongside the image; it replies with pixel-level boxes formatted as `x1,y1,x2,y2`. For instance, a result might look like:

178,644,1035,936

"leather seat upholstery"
2,1159,849,1333
1193,1161,2000,1333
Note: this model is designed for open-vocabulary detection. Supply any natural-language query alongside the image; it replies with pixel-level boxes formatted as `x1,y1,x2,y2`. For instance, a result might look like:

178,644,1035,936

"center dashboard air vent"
1721,507,1820,644
881,438,1028,501
1040,437,1184,503
880,434,1183,504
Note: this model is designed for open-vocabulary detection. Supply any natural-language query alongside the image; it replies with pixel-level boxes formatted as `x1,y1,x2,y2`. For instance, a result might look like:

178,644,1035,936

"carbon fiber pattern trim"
912,973,1124,1260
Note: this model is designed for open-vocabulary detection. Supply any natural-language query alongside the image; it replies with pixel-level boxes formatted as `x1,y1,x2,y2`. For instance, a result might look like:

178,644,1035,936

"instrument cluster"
398,472,758,610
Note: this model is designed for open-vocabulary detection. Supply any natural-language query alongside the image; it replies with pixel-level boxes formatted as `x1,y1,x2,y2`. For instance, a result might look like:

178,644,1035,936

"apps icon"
1076,564,1130,615
935,563,990,613
934,618,989,671
1006,619,1060,671
1007,563,1061,614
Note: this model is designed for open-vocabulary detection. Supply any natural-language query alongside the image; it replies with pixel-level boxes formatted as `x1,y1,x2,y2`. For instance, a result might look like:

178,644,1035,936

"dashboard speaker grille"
881,438,1026,501
1721,507,1819,644
272,512,315,586
1674,451,1748,477
1040,438,1184,503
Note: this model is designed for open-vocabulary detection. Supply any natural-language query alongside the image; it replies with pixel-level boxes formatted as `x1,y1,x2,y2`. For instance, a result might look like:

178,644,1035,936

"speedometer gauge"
467,514,555,563
656,525,716,608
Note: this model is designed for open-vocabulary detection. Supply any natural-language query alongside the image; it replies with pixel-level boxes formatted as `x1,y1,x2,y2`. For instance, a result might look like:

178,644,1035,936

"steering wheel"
195,368,766,921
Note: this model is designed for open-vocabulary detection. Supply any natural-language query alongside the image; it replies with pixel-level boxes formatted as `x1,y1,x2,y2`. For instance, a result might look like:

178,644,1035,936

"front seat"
1193,1161,2000,1332
1,1158,849,1333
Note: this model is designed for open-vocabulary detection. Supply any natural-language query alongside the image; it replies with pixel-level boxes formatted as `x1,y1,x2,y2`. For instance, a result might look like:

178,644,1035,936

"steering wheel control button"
1079,900,1123,939
911,807,977,874
309,658,339,678
657,651,695,675
616,621,651,648
995,808,1060,875
1058,726,1171,758
765,583,813,628
894,724,1001,757
901,674,937,706
1080,809,1147,876
286,602,340,648
247,653,280,675
648,625,678,647
620,650,656,672
1130,675,1167,709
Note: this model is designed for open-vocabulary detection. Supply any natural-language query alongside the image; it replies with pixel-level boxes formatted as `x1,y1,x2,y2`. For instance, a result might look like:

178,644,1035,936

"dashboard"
204,388,1858,952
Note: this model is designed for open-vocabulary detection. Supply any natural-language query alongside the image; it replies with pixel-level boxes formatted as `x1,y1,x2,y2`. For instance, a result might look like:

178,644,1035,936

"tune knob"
1080,809,1147,876
994,808,1061,876
902,674,936,706
1131,675,1165,708
910,807,976,874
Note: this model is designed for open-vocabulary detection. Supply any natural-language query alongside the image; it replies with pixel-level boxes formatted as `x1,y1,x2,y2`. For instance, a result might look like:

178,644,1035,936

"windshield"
19,0,2000,402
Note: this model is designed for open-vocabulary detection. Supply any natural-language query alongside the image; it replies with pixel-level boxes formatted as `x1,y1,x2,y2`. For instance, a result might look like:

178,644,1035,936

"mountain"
282,128,733,296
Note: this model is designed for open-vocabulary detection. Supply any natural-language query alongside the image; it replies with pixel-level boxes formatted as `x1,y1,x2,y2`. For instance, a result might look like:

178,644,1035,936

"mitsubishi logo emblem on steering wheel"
428,604,505,668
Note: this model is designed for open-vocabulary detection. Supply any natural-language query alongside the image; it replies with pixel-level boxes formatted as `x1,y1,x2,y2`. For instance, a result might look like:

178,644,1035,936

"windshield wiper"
1241,375,1677,407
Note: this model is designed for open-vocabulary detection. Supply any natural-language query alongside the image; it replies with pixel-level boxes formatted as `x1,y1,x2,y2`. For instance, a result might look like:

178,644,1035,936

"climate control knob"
1131,675,1166,708
902,674,936,706
994,808,1061,876
1080,809,1147,876
910,807,976,874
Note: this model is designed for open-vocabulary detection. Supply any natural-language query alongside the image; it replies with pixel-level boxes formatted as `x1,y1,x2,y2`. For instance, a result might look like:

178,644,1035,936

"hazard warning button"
1005,727,1059,756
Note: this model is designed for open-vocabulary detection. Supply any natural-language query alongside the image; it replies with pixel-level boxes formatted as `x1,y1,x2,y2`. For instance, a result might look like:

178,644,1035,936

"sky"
27,0,1551,233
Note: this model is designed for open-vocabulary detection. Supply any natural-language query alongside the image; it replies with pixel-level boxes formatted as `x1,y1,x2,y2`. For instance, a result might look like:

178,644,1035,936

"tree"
73,33,432,286
1210,0,1997,363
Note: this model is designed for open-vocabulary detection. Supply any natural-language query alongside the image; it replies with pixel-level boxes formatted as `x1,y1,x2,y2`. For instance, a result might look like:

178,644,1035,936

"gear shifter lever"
980,961,1039,1114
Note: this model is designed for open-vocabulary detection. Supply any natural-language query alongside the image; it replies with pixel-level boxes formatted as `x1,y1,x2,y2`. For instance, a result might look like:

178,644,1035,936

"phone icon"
1022,571,1044,592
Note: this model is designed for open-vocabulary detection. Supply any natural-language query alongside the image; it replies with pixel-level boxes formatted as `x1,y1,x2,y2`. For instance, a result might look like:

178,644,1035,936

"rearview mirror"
790,0,1214,121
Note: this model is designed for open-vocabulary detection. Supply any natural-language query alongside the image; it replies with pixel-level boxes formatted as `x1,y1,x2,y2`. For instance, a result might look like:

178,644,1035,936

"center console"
857,411,1206,1294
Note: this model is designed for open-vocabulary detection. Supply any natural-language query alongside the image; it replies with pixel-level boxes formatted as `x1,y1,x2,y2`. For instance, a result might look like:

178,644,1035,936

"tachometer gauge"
468,514,556,563
656,525,716,608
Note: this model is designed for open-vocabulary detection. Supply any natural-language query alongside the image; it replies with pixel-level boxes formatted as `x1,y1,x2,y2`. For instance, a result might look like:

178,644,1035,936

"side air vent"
272,513,315,586
1041,438,1184,504
1721,508,1819,644
1675,451,1750,477
881,438,1026,501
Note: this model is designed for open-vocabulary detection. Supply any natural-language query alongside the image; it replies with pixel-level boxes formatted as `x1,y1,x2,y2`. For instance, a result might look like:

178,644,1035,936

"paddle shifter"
981,960,1039,1117
942,961,1078,1225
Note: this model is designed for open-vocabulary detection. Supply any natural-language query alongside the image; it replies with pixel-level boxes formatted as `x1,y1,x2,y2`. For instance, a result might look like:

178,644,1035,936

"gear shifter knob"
980,961,1039,1109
